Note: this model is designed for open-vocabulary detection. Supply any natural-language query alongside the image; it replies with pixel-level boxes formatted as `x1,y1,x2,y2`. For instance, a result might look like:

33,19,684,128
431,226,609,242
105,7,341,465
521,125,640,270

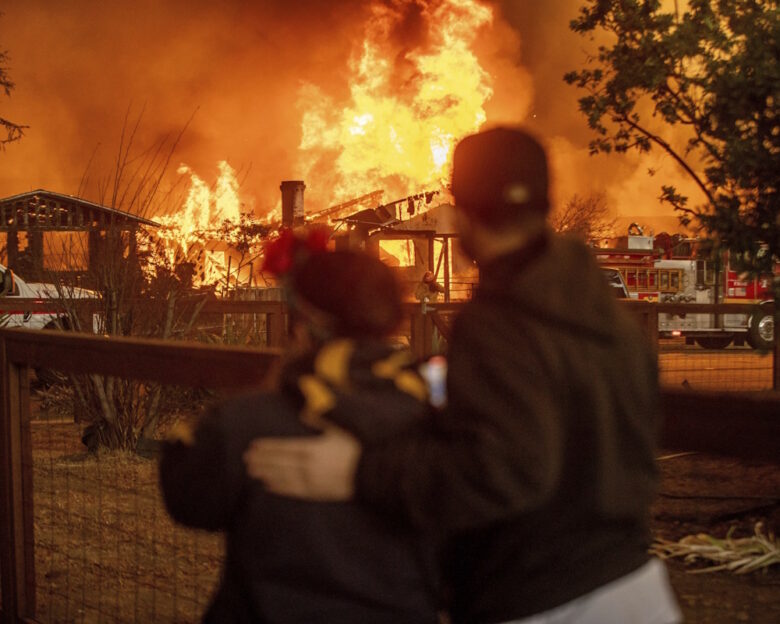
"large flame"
151,161,264,288
298,0,494,206
158,160,241,251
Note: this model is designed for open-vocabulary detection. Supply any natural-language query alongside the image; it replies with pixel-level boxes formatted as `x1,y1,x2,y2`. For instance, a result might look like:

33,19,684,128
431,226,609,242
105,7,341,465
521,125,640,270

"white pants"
500,558,682,624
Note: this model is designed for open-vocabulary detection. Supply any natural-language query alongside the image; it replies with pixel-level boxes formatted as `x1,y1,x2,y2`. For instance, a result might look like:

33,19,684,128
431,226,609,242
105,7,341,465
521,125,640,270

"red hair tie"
262,227,330,277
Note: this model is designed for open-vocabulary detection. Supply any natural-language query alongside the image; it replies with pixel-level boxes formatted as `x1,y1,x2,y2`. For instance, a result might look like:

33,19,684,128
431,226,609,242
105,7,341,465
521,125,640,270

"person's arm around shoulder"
244,304,565,535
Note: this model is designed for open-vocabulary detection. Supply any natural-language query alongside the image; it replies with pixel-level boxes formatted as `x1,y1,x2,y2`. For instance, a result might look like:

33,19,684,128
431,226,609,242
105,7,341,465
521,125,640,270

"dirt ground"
651,452,780,623
29,419,222,624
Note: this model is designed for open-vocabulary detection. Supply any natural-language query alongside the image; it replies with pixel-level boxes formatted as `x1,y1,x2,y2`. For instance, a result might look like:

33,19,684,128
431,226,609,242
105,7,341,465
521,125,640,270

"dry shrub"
39,109,213,452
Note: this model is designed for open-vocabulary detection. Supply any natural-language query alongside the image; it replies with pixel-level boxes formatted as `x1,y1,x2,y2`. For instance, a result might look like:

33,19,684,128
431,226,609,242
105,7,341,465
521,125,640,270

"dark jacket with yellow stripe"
159,339,440,624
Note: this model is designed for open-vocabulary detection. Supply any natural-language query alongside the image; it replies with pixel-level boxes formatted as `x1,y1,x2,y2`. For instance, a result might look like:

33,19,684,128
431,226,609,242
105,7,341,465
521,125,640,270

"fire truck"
593,225,776,350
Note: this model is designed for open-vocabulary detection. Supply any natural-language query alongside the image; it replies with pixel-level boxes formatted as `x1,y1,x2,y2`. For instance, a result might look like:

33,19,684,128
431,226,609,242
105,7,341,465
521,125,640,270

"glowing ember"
298,0,494,206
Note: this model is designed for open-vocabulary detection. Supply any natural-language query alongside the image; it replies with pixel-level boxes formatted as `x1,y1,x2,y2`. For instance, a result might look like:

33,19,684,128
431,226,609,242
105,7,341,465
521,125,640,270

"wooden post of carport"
29,229,44,278
6,229,18,269
88,229,102,276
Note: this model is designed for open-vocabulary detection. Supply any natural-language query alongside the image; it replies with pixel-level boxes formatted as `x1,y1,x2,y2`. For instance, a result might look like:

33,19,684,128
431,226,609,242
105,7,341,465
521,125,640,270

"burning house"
329,193,476,301
149,162,271,293
37,0,506,301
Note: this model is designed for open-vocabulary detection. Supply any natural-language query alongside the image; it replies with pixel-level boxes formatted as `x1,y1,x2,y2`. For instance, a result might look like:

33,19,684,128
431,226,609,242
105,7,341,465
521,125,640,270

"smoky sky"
0,0,697,224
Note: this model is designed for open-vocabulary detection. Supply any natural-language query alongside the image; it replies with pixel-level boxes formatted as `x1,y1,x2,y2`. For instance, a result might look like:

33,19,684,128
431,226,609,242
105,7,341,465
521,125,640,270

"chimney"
280,180,306,227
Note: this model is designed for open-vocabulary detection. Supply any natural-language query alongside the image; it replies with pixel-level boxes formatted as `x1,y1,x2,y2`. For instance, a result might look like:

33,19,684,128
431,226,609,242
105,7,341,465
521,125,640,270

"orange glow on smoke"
298,0,494,205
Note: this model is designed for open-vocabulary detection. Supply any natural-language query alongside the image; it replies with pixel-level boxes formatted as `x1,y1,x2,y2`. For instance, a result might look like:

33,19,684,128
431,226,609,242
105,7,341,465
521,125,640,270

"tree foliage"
0,47,26,148
564,0,779,276
550,191,616,242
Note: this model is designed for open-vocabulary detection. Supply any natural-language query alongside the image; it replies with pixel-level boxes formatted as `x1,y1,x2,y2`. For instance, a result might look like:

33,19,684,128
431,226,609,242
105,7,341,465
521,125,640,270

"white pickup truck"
0,263,97,330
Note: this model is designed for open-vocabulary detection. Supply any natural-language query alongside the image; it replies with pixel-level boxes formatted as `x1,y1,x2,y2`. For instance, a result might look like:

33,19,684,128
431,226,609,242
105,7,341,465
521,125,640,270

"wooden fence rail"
1,299,779,623
3,297,775,382
409,301,779,389
0,297,289,349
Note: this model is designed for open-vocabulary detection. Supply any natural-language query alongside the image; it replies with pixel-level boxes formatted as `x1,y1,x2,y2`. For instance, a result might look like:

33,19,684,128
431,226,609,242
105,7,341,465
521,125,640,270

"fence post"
409,307,426,360
0,339,36,622
266,303,287,349
774,303,779,391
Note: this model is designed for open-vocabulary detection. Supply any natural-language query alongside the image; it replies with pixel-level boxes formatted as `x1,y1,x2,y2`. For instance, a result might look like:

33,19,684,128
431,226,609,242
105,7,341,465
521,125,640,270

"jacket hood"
480,233,622,342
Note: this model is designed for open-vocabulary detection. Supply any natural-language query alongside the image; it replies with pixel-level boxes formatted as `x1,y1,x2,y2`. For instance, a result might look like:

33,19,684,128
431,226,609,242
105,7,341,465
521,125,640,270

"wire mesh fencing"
620,302,777,392
1,329,278,624
657,338,775,392
2,302,776,623
30,384,222,624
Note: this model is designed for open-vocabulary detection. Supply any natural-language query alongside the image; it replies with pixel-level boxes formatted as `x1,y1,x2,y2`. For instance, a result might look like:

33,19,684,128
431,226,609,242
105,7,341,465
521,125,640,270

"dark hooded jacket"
160,339,440,624
350,232,660,623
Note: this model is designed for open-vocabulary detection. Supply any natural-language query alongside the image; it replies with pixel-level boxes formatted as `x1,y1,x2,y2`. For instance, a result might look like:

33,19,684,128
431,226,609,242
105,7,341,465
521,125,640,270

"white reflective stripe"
499,559,682,624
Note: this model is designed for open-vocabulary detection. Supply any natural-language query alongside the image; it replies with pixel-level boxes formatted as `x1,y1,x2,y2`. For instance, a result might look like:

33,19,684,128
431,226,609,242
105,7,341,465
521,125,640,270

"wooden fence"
0,297,289,349
2,296,776,383
1,299,779,623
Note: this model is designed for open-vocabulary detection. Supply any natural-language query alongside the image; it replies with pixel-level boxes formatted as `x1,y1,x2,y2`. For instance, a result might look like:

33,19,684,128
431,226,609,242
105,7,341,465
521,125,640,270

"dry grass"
651,522,780,574
31,420,223,624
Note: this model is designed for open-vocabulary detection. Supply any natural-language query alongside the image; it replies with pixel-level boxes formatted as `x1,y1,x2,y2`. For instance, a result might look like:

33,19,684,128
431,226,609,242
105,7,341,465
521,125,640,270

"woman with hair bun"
160,228,441,624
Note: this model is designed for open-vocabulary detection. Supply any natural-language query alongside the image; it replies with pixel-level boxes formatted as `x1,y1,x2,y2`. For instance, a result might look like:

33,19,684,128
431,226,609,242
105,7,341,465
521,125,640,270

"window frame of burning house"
43,231,89,272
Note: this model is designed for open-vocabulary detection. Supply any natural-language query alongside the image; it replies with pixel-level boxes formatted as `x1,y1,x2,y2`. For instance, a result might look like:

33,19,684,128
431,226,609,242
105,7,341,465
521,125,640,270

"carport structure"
0,189,158,285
